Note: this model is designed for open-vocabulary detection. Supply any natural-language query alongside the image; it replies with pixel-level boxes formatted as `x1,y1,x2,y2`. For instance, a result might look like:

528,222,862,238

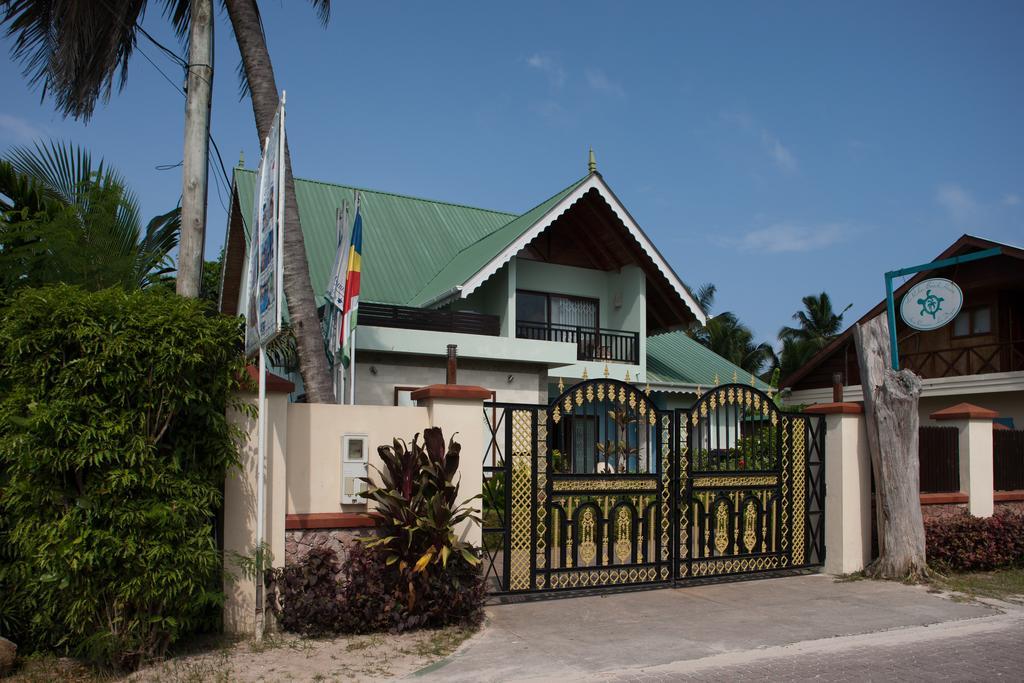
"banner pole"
255,346,267,640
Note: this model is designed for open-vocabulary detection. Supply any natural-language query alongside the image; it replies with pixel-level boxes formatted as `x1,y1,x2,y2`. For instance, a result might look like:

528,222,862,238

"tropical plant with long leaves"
0,140,178,292
0,0,337,401
362,428,480,611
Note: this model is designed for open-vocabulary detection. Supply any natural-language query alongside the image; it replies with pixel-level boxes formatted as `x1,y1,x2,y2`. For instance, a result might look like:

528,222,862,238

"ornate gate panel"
677,384,825,579
482,380,825,595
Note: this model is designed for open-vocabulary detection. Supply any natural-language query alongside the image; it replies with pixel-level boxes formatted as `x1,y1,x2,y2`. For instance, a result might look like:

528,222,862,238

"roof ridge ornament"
588,147,597,174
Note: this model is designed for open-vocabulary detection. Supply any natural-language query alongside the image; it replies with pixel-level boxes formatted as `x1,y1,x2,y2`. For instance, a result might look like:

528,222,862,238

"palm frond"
1,0,151,120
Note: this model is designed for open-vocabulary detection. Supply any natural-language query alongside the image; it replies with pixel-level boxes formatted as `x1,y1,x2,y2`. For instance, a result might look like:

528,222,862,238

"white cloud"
0,113,46,143
526,54,566,88
761,131,797,173
720,109,797,173
732,223,847,253
1002,193,1021,207
584,68,625,97
935,183,977,222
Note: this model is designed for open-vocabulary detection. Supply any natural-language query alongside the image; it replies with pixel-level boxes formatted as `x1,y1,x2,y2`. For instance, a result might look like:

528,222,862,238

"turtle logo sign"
900,278,962,331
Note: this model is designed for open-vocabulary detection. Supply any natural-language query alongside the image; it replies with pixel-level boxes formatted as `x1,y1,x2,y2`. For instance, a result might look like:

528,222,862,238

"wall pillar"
410,384,492,548
805,402,872,575
931,403,997,518
223,367,294,635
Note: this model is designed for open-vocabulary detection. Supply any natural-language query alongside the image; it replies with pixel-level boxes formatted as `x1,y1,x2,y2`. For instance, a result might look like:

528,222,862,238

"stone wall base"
284,527,378,572
921,503,967,522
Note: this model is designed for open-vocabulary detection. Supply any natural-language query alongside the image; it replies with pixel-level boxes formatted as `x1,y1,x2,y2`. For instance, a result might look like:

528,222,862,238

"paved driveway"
412,574,1020,681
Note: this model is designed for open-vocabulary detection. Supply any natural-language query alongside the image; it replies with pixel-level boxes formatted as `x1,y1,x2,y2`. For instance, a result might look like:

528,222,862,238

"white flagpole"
348,327,356,405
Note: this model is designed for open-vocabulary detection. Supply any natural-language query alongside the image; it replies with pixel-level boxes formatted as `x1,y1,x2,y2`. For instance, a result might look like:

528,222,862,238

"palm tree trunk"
224,0,335,403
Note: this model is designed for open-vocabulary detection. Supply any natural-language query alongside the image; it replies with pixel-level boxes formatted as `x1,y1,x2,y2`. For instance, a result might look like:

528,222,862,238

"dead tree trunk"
853,314,928,580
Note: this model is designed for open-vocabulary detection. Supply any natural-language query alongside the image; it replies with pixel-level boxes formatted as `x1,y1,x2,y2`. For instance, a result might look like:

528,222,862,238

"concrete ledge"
411,384,493,401
805,402,863,415
994,490,1024,502
929,402,998,421
920,492,968,505
240,365,295,394
285,512,379,530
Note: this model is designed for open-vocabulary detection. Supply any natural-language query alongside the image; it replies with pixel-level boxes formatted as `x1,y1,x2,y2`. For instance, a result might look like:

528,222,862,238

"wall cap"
920,492,969,505
239,365,295,394
410,384,493,401
285,512,379,530
804,402,863,415
929,402,999,421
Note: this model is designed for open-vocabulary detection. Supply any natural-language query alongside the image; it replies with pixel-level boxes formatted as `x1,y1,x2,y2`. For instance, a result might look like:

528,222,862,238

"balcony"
360,302,500,336
900,341,1024,379
516,321,640,364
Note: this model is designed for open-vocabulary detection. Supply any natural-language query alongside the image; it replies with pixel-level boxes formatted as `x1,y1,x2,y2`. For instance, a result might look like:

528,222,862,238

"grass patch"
929,566,1024,602
411,625,476,659
6,655,113,683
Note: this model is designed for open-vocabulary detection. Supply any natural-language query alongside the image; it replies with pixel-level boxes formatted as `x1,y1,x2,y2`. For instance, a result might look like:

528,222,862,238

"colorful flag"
325,201,350,363
340,203,363,368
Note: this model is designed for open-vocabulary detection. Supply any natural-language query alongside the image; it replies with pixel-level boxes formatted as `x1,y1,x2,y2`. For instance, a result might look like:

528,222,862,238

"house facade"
780,235,1024,428
219,157,772,411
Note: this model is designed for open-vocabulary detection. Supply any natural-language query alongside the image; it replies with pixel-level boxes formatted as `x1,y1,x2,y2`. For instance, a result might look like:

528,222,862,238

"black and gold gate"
481,380,824,595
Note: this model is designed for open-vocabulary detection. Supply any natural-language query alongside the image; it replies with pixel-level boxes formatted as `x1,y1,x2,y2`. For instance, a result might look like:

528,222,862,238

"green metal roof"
234,169,516,306
646,331,773,391
406,176,589,306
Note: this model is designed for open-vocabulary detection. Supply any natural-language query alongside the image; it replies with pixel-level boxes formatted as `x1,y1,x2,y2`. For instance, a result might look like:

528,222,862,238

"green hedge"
0,285,245,668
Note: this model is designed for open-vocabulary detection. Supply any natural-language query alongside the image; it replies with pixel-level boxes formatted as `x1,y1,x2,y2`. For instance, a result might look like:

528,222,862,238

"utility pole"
177,0,215,298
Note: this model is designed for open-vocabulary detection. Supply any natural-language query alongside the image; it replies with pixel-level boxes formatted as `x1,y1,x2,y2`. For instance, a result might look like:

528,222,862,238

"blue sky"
1,1,1021,345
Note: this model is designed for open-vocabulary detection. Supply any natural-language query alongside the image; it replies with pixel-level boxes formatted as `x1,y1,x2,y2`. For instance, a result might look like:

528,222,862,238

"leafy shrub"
0,285,244,669
268,428,486,635
266,547,347,637
925,509,1024,571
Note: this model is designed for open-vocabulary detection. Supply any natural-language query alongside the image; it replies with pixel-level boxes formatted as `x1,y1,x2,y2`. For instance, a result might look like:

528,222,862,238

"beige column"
223,368,293,635
806,402,872,575
411,384,492,548
931,403,997,518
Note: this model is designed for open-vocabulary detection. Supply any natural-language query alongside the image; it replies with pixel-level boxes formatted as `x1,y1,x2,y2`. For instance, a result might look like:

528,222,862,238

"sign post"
242,93,287,641
883,247,1001,370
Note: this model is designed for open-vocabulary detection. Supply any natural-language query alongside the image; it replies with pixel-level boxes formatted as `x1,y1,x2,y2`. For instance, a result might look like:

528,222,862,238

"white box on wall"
341,434,369,505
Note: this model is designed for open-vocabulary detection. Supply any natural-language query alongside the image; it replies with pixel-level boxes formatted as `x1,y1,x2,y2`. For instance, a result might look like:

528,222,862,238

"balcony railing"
360,302,500,336
516,321,640,364
900,341,1024,379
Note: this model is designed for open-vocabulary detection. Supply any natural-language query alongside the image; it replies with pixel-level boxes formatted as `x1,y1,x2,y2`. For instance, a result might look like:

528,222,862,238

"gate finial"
625,369,632,382
603,363,610,378
713,373,719,386
557,376,565,393
732,370,738,383
695,384,702,397
582,368,589,380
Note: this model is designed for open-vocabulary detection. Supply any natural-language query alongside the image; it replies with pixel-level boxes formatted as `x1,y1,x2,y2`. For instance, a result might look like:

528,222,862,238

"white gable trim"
459,175,707,325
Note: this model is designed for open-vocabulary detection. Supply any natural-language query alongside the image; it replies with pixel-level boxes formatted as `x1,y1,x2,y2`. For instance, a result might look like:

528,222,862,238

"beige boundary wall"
223,379,489,635
806,399,1008,577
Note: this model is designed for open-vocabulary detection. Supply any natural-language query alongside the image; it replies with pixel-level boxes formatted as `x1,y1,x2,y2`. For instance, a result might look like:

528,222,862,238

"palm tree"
778,292,849,347
0,139,179,292
772,292,851,381
684,281,716,338
693,311,773,376
0,0,336,402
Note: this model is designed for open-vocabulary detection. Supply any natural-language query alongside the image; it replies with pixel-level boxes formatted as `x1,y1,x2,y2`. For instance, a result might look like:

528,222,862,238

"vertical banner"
245,93,287,355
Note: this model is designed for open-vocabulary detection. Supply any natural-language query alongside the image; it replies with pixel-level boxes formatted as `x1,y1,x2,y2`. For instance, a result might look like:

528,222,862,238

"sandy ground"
8,625,476,683
127,626,475,683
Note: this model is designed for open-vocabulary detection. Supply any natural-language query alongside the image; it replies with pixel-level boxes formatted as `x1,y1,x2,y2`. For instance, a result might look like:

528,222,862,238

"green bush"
0,285,245,669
